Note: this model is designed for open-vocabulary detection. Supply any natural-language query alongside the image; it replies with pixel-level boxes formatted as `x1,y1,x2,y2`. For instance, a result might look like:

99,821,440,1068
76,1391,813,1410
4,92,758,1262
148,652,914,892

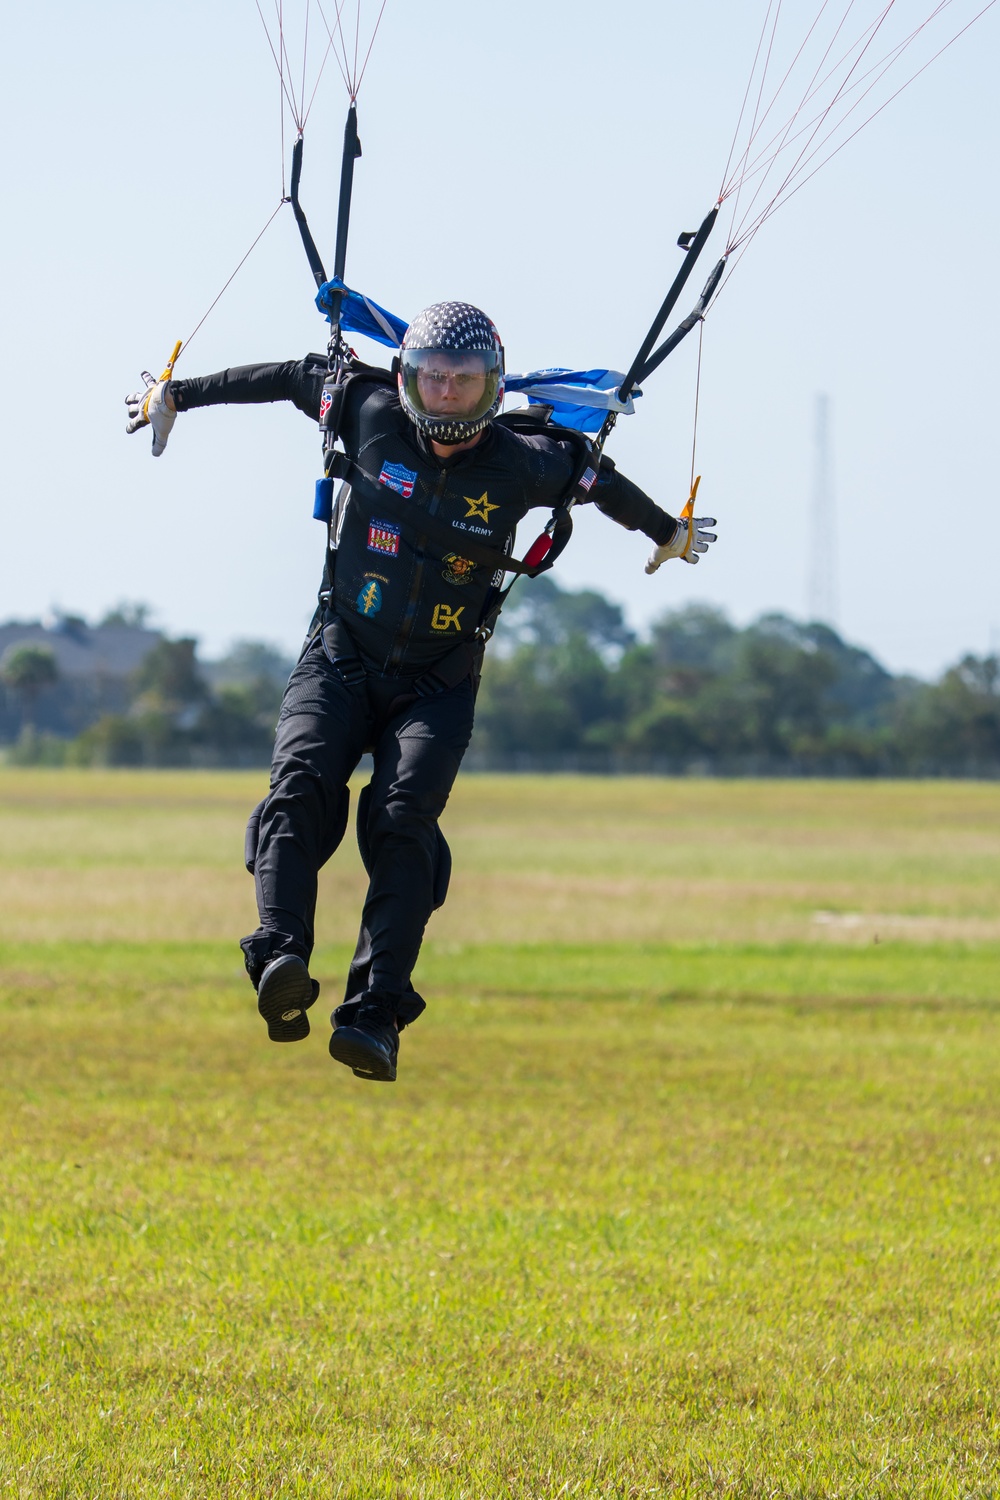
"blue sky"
1,0,997,675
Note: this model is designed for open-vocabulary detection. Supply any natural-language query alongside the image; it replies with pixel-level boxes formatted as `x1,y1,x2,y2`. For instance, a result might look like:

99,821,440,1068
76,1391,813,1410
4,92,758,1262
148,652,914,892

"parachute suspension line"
301,0,311,126
677,324,705,530
723,0,788,248
726,0,898,251
724,0,874,250
721,0,870,213
721,0,889,211
727,1,949,206
354,0,361,86
715,0,995,276
721,0,842,209
723,0,995,261
314,0,354,99
302,0,349,123
181,200,288,356
354,0,388,95
689,319,705,497
276,0,297,119
256,0,301,190
255,0,361,136
312,0,388,102
750,0,998,234
719,0,783,200
722,0,893,253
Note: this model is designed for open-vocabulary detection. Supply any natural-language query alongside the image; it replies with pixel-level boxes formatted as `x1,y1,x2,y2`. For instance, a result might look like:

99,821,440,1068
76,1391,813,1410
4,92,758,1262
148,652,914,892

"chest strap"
326,450,565,579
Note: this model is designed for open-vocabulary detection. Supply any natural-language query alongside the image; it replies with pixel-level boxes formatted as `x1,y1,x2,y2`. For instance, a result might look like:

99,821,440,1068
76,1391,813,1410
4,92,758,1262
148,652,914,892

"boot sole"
257,955,315,1043
329,1025,397,1082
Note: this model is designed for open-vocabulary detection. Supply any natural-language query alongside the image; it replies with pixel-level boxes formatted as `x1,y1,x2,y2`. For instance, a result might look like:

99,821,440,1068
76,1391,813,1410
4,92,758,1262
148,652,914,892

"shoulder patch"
378,461,417,499
356,580,383,616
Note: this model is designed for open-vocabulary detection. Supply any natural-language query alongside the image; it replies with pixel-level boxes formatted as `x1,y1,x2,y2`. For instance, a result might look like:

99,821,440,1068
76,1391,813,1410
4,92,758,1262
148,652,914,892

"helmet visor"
400,348,503,425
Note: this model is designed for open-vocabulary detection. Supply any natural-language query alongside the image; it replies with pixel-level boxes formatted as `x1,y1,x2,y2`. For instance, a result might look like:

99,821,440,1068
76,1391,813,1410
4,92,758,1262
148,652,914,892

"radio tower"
808,393,836,626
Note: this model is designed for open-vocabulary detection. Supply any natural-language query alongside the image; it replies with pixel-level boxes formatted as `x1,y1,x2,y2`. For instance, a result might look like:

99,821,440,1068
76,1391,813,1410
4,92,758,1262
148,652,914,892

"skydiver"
126,303,717,1082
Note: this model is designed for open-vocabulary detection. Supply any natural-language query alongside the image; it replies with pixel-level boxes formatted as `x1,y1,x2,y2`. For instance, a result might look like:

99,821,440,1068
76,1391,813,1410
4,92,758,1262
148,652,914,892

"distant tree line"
1,628,293,770
2,585,998,775
469,579,1000,776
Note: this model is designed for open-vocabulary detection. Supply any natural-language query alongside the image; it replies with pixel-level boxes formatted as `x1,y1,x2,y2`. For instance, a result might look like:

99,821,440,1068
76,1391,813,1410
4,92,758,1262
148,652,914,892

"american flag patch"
368,519,401,557
578,466,597,493
378,461,418,499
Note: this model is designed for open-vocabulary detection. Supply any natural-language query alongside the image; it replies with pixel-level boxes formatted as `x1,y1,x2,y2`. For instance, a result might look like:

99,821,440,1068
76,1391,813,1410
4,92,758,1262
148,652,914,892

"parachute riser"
637,255,726,384
287,108,363,353
322,106,363,358
311,106,364,484
588,208,720,464
616,205,718,407
335,109,361,284
288,137,329,291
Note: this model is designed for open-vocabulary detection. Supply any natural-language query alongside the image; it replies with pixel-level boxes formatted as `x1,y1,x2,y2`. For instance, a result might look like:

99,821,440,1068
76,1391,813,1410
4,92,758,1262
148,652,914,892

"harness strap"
316,381,592,659
326,450,549,578
318,613,482,699
412,637,486,697
318,619,368,686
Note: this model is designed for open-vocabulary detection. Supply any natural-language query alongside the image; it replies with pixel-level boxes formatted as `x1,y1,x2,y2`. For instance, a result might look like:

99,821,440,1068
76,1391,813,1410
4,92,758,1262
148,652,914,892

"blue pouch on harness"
314,477,334,523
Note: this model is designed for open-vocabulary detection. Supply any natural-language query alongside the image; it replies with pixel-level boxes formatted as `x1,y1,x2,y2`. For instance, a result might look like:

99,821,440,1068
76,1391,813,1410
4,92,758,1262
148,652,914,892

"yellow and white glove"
125,341,182,457
645,514,717,573
125,374,176,457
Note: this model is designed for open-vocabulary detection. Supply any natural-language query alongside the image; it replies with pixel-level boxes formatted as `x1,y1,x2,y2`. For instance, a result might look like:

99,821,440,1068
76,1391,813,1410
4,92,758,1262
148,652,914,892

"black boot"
329,992,400,1082
256,954,319,1043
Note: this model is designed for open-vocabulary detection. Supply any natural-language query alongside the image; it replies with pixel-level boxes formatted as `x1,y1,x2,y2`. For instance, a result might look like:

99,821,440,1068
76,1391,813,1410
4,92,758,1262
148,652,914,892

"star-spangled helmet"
398,301,504,445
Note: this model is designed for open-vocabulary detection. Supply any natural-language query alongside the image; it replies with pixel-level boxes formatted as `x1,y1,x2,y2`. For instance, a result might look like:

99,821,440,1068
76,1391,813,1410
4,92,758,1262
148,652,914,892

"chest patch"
441,553,476,586
378,461,417,499
356,580,383,616
367,519,401,557
463,492,497,524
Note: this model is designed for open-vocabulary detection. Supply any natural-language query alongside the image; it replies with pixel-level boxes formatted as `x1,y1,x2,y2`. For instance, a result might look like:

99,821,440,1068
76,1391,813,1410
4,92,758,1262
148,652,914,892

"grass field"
1,770,999,1498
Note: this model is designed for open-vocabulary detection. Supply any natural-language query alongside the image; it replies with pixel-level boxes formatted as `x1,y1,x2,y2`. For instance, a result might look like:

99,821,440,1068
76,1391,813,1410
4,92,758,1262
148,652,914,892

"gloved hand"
645,515,717,572
125,374,176,457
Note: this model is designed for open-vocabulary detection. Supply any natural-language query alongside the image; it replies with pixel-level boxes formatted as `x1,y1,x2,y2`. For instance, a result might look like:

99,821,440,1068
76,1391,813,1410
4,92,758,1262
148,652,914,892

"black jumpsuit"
171,356,679,1025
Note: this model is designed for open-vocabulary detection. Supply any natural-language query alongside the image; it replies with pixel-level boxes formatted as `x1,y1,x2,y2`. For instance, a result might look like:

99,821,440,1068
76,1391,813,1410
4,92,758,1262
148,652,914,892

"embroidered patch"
368,519,401,557
431,603,465,632
578,466,597,493
319,387,334,423
378,461,418,499
441,552,476,586
356,580,383,616
462,492,498,524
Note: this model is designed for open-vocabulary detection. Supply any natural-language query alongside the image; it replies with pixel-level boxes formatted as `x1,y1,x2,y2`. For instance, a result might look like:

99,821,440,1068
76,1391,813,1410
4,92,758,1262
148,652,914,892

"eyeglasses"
416,369,487,389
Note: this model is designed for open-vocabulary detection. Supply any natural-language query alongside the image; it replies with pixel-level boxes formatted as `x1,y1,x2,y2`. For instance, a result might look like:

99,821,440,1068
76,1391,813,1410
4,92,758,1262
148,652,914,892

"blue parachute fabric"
314,282,639,430
315,277,408,348
504,369,639,433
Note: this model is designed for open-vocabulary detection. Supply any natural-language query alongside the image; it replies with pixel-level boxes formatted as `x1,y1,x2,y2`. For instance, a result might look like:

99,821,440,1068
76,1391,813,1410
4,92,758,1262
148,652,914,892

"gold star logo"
463,492,498,524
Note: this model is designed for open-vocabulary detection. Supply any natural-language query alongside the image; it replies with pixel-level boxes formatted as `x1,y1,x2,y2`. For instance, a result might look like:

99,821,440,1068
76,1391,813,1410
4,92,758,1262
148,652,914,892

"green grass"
1,771,1000,1497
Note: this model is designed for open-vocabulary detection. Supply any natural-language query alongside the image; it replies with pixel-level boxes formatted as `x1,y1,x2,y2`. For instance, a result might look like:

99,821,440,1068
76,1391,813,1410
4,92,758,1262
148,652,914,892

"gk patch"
431,603,465,632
